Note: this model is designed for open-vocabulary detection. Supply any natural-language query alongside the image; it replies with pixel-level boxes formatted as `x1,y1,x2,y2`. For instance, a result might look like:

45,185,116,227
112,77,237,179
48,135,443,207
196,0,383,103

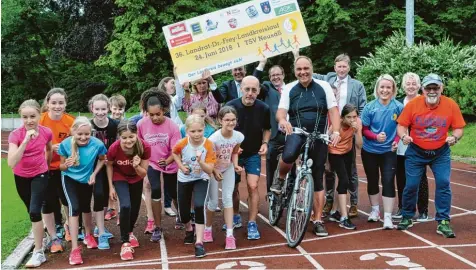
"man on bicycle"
271,56,341,237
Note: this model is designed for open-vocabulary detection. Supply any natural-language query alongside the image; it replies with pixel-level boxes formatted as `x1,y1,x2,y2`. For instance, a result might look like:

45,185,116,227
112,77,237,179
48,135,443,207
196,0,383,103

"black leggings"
177,179,209,225
361,149,397,198
47,170,68,225
328,151,353,195
93,167,109,212
282,133,327,192
14,172,49,222
114,180,144,243
62,175,93,216
147,167,177,201
396,155,429,212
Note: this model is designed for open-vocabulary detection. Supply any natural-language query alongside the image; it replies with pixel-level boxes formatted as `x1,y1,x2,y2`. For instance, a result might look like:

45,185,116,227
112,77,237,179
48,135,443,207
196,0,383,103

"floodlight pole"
406,0,414,47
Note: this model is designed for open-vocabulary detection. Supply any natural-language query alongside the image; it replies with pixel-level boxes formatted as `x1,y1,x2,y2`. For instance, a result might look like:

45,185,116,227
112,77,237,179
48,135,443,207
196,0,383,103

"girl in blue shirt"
361,74,403,230
59,116,107,265
180,106,217,138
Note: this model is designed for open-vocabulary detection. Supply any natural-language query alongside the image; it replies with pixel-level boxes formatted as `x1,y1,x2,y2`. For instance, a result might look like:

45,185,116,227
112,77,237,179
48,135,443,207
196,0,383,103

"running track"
2,131,476,269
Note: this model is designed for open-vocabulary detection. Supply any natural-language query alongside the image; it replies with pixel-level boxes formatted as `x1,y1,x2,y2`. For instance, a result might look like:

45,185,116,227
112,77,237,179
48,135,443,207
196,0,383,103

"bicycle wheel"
285,173,314,248
268,154,284,226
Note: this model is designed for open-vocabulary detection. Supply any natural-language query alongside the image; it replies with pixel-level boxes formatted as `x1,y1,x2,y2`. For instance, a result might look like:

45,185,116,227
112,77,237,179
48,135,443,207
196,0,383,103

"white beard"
426,96,439,105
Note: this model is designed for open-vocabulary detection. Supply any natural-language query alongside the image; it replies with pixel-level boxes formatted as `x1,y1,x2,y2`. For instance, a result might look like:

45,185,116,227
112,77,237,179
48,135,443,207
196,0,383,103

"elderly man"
226,76,271,240
397,74,466,238
273,56,341,237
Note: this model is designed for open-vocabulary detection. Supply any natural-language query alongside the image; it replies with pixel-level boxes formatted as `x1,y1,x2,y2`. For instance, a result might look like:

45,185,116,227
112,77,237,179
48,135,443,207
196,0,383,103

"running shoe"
129,233,140,248
175,217,185,230
323,201,333,215
25,249,46,268
368,209,380,222
437,220,456,238
64,224,71,242
225,235,236,250
313,221,329,237
83,234,98,249
203,229,213,243
69,247,83,265
93,226,114,239
50,238,64,253
222,214,243,230
184,230,195,245
164,207,176,217
55,224,65,240
77,227,85,241
195,243,206,258
416,212,433,222
150,227,162,242
397,217,413,230
145,219,155,234
348,205,358,218
328,211,342,223
383,215,394,230
392,208,403,219
120,243,134,261
339,217,356,230
247,222,260,240
98,234,110,250
105,208,117,220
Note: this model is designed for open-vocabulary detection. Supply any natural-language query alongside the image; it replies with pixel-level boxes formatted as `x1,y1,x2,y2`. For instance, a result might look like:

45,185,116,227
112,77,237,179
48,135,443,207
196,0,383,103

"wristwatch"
262,141,269,145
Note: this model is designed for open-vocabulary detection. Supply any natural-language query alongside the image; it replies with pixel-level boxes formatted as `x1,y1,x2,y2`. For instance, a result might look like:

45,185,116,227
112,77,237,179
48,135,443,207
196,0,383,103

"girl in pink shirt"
137,89,181,242
8,99,53,268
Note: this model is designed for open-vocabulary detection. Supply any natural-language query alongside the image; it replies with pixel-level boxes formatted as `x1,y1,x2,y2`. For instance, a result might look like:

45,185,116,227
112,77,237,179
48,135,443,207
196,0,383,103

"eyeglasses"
423,86,440,92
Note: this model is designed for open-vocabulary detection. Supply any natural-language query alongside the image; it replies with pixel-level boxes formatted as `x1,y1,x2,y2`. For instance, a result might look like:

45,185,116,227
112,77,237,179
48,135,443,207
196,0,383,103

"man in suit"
303,52,367,218
212,61,266,104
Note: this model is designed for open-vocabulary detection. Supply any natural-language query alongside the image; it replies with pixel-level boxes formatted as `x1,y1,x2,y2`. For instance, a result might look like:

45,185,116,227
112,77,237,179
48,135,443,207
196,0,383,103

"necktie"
335,80,343,107
236,82,242,98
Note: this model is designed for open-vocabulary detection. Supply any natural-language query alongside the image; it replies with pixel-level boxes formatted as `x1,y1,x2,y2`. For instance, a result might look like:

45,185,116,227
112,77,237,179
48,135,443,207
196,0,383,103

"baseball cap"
422,73,443,87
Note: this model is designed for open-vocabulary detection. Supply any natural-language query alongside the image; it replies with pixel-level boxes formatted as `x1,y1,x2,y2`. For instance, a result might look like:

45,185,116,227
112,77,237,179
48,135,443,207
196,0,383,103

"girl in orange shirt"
327,104,363,230
40,88,75,251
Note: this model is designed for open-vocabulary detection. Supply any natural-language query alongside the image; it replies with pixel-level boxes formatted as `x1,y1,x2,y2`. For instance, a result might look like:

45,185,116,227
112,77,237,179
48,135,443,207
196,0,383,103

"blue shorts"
235,154,262,183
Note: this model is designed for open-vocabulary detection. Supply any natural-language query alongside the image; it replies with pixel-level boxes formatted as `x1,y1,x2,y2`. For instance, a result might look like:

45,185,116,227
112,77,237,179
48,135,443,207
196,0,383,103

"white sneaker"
164,207,176,217
383,215,394,230
368,209,380,222
25,249,46,268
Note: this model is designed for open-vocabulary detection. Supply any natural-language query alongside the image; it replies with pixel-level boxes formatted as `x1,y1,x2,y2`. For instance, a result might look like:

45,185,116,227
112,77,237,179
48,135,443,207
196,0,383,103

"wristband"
452,135,459,143
332,131,340,136
262,141,268,145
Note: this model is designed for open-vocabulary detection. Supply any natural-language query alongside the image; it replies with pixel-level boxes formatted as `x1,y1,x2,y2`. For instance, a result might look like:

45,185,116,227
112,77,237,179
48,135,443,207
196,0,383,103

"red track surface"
2,131,476,269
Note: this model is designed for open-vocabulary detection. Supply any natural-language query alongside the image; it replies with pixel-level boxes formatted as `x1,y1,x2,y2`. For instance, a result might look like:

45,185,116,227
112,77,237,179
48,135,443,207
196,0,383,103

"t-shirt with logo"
39,112,75,170
397,95,466,150
172,137,216,182
209,130,244,172
91,117,119,150
8,125,53,178
361,99,403,154
107,139,152,184
137,117,180,173
58,136,107,184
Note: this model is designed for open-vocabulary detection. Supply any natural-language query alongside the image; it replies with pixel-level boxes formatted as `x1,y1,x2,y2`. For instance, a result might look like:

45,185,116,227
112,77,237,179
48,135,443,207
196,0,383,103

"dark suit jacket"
212,68,263,104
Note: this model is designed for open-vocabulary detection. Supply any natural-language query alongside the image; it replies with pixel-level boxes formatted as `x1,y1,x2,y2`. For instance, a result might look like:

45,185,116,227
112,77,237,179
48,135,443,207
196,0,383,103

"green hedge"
355,32,476,115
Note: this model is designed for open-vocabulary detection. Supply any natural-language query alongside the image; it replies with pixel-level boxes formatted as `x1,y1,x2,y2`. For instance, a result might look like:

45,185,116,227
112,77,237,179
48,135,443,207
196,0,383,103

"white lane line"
301,227,383,243
142,193,169,269
440,243,476,248
358,179,474,213
221,188,324,269
356,163,476,189
358,207,476,268
451,168,476,174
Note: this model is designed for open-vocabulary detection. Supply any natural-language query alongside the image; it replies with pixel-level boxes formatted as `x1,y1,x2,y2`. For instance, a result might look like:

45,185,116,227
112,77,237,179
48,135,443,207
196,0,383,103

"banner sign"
162,0,311,82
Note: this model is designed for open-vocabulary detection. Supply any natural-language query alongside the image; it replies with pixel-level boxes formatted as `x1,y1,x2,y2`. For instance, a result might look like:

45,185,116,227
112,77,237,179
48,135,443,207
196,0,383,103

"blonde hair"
401,72,421,89
70,116,92,166
185,114,205,131
374,74,398,99
191,78,210,94
18,99,41,115
88,94,110,112
41,88,68,113
335,54,351,65
109,94,127,108
191,105,217,129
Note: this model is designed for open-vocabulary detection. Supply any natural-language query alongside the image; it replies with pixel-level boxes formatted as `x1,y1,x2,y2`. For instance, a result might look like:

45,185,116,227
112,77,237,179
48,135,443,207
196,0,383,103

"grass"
1,159,31,261
451,123,476,158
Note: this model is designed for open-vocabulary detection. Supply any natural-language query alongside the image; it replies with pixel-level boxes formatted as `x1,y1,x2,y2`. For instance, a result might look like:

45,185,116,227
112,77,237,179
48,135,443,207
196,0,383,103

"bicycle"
268,127,330,248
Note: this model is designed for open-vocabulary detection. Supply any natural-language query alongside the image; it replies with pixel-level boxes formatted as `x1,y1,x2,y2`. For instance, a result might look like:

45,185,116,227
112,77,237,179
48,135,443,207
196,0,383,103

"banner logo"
246,5,259,18
205,19,219,31
260,1,271,14
274,3,297,16
169,23,187,36
190,23,202,35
